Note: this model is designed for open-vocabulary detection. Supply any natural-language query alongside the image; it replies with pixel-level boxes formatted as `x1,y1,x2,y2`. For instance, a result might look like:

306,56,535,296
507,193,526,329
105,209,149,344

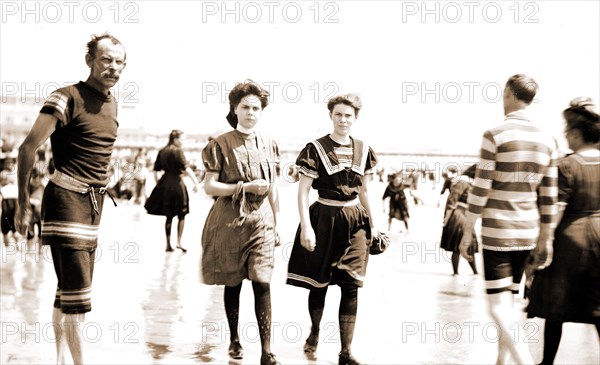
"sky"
1,0,599,154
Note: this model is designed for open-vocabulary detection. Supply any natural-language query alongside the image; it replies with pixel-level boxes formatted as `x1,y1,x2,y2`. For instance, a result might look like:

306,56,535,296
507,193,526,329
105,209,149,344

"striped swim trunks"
482,249,532,295
51,245,96,313
41,171,109,250
41,171,112,313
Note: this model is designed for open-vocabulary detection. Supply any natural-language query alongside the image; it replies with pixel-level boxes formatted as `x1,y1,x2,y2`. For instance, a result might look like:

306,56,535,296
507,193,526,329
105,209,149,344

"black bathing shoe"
228,340,243,359
339,351,362,365
303,334,318,354
303,334,318,360
260,352,280,365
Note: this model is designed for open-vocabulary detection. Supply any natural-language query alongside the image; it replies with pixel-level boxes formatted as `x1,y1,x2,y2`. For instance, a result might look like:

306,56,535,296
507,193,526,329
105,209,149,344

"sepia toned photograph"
1,1,599,364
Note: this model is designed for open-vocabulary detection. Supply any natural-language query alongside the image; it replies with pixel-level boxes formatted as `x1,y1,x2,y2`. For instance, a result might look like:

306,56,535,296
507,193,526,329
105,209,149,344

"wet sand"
1,179,598,364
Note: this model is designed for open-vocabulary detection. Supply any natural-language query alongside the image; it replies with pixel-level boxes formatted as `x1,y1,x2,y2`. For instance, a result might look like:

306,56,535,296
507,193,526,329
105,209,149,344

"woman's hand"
300,225,316,252
243,179,270,195
442,210,451,227
285,164,300,183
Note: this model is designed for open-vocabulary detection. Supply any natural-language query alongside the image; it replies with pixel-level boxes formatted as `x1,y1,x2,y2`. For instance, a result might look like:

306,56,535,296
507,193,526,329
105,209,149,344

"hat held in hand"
370,231,390,255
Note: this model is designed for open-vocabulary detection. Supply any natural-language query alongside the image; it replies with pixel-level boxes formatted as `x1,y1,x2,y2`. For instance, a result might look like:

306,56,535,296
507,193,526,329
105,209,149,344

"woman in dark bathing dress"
286,93,378,365
527,97,600,364
144,130,200,252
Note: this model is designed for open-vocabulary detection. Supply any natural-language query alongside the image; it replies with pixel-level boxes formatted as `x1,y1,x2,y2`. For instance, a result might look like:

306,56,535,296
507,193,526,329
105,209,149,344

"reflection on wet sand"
1,186,598,364
143,253,183,359
1,238,55,364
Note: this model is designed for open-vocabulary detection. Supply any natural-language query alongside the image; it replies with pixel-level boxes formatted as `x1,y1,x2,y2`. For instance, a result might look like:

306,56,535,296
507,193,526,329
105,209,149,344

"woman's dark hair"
505,74,538,104
226,80,270,129
86,32,125,60
327,93,362,117
563,97,600,144
168,129,184,145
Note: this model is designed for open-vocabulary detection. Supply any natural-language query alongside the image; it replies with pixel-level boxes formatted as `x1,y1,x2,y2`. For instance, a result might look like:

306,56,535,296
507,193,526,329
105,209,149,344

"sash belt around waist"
49,171,117,213
317,197,359,207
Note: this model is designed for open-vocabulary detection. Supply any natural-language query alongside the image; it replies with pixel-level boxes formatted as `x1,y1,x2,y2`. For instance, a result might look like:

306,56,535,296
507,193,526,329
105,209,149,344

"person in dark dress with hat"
440,164,478,275
145,130,200,252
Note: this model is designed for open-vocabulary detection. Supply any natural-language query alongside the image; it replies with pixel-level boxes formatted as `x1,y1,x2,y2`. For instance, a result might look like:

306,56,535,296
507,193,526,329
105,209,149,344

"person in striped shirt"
459,74,558,365
15,33,126,365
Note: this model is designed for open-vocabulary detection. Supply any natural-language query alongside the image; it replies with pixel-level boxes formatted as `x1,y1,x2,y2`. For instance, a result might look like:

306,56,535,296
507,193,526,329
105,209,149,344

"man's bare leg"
496,345,509,365
63,313,85,365
52,308,67,365
487,291,533,365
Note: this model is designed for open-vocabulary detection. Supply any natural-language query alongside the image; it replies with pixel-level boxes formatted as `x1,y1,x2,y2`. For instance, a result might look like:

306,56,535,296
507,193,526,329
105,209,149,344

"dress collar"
310,135,369,176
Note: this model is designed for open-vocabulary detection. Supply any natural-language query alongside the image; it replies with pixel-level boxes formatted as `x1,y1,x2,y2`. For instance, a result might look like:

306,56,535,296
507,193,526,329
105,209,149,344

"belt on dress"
317,197,359,207
50,170,117,214
564,210,600,218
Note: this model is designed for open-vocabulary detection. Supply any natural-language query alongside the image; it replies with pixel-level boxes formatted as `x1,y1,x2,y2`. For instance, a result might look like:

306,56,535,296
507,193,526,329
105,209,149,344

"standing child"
382,172,410,232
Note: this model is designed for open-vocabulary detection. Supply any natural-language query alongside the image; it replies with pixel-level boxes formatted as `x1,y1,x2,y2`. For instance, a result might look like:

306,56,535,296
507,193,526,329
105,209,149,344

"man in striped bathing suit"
15,33,126,364
459,74,559,364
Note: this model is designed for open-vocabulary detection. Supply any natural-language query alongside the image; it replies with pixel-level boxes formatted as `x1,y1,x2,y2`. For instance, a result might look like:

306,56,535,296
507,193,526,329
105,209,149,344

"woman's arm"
203,172,268,197
298,174,316,251
382,196,389,213
267,178,281,245
267,180,280,227
359,175,376,230
184,166,200,192
203,172,240,197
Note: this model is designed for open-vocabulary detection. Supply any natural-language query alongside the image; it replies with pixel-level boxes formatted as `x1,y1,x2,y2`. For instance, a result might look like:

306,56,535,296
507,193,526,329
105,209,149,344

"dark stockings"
252,282,273,354
307,287,328,343
451,250,478,275
306,285,359,355
224,284,242,343
339,285,358,355
540,320,562,365
224,282,273,354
